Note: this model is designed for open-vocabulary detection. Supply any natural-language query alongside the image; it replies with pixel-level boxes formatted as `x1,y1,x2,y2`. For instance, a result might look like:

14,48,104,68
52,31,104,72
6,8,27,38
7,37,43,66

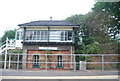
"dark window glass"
57,55,63,67
68,31,72,40
32,55,39,68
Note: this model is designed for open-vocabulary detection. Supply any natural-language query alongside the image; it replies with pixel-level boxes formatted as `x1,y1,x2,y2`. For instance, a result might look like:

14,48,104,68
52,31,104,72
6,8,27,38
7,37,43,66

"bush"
8,49,23,53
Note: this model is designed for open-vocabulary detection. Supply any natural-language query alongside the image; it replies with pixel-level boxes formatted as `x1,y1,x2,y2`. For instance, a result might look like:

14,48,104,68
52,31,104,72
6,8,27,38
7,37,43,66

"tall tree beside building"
92,2,120,39
92,2,120,53
65,14,84,45
65,2,119,54
2,30,16,42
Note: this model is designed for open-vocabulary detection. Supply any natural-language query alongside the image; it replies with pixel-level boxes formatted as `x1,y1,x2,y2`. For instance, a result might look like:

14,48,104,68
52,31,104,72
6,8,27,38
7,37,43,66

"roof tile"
18,20,79,26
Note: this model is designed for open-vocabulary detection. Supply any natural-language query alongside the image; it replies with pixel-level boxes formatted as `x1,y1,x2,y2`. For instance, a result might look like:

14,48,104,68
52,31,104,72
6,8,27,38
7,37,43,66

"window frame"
25,30,73,42
57,55,63,67
33,55,39,65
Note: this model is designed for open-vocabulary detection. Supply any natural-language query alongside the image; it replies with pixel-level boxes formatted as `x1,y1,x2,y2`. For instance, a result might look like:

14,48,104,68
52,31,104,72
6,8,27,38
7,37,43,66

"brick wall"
25,50,72,70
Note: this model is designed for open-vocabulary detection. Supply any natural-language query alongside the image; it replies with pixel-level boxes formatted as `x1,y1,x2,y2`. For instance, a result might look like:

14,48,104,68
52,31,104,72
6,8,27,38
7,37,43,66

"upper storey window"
26,31,48,41
16,30,23,40
25,30,73,42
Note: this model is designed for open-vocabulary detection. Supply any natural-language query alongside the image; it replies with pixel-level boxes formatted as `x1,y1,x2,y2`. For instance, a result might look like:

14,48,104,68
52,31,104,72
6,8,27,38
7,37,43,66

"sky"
0,0,95,37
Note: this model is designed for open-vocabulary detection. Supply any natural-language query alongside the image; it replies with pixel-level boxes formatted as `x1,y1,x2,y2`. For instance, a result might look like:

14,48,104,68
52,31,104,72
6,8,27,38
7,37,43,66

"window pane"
61,31,64,41
57,55,63,67
30,31,33,40
25,31,30,40
34,31,37,35
68,31,72,40
17,31,20,40
49,31,58,41
25,30,73,42
33,55,39,64
37,31,40,35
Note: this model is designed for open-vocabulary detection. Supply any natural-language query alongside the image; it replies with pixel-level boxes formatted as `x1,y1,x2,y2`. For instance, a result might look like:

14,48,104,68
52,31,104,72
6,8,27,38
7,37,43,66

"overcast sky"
0,0,95,37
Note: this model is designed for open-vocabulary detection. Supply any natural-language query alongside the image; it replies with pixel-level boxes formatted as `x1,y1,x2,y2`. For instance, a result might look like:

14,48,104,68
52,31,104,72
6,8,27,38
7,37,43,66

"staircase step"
0,38,16,53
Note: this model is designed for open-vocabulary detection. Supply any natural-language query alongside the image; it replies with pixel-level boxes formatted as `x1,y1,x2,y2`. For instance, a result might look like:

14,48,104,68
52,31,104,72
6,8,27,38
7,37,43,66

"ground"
1,70,119,76
1,79,119,81
0,69,119,80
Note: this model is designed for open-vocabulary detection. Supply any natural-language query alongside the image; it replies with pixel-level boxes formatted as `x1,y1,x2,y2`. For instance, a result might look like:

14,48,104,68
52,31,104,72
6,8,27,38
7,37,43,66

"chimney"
50,17,52,21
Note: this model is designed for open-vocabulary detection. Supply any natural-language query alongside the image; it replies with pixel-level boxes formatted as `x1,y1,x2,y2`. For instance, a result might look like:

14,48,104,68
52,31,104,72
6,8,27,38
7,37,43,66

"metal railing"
0,38,15,53
0,53,119,71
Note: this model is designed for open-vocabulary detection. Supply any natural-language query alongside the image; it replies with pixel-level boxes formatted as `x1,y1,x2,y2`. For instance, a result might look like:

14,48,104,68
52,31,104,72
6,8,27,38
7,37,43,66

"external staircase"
0,38,16,53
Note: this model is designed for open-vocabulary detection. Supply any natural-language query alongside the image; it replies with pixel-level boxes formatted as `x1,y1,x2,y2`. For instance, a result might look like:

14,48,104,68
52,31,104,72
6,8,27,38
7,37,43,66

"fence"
0,53,119,71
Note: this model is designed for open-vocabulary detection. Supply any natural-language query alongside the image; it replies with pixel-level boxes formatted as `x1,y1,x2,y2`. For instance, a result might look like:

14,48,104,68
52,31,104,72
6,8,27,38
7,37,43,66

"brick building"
17,20,79,70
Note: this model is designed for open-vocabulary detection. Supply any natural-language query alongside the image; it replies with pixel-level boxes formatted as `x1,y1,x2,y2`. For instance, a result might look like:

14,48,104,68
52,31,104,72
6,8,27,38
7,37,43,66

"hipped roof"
18,20,79,27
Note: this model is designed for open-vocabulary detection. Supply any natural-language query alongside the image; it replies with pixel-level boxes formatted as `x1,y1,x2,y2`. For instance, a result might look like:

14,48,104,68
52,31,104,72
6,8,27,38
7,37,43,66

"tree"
75,41,101,54
2,30,16,42
92,2,120,39
65,3,118,54
65,11,112,44
65,14,84,45
83,11,112,43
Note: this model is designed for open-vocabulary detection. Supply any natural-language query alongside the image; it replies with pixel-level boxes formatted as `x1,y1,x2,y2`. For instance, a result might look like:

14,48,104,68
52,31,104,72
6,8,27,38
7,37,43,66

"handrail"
0,47,6,53
0,38,15,46
0,38,15,53
0,40,6,46
0,53,120,55
0,44,6,50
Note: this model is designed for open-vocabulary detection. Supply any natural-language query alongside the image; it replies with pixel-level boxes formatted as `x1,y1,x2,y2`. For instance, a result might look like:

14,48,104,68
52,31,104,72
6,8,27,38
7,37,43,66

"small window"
30,31,33,40
32,55,40,68
57,55,63,67
16,31,23,40
68,31,72,40
17,31,20,40
61,31,64,41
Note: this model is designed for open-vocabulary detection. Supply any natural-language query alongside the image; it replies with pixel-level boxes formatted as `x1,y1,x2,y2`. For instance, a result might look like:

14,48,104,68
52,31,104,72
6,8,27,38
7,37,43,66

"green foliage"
8,49,23,53
83,36,95,45
75,42,101,61
65,11,112,44
85,42,101,54
65,2,119,69
83,11,112,43
93,2,120,39
65,14,84,45
117,42,120,54
45,50,52,61
65,14,84,25
2,30,16,42
45,50,52,54
65,2,119,54
75,42,101,54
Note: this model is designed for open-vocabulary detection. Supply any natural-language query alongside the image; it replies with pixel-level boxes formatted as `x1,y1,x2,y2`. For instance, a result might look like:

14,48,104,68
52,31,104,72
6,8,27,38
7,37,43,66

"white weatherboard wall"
39,47,57,50
25,26,73,30
15,40,22,49
15,28,23,49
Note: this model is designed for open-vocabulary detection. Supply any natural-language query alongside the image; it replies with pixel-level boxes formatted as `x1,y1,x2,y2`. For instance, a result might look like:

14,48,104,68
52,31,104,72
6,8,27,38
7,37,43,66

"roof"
18,20,79,27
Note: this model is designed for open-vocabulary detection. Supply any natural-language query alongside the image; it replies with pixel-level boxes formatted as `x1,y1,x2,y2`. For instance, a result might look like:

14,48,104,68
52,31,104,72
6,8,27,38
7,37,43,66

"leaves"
93,2,120,39
85,42,100,54
2,30,16,42
65,2,119,54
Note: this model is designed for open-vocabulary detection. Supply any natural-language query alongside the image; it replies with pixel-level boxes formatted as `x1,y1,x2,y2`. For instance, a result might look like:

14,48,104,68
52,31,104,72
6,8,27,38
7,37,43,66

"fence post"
4,53,7,69
17,54,20,70
74,54,76,71
8,54,11,69
45,54,47,70
102,54,104,71
79,61,86,70
4,37,8,69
